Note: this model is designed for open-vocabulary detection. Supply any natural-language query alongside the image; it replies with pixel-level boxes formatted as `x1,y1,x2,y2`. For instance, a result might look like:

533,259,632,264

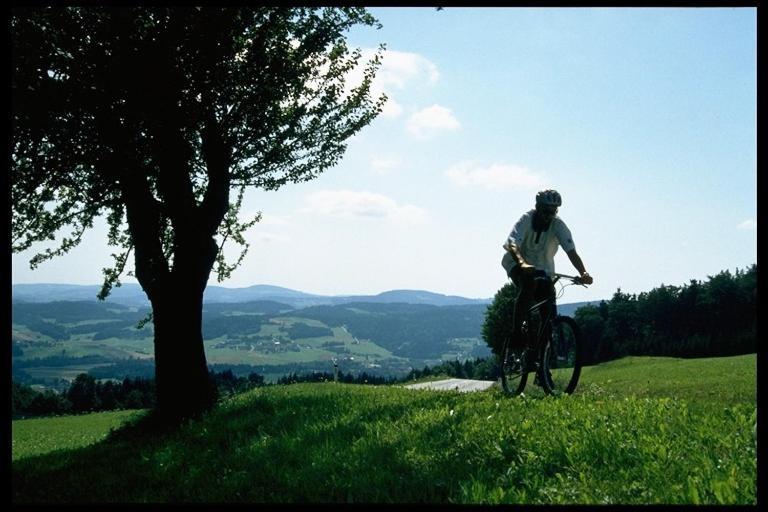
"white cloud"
370,157,403,174
356,49,440,119
349,50,459,137
375,49,440,90
301,190,427,223
737,218,757,231
381,98,404,118
445,162,546,190
406,104,460,139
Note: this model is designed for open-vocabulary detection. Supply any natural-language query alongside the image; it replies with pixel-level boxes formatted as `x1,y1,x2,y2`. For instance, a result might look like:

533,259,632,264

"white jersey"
501,209,576,276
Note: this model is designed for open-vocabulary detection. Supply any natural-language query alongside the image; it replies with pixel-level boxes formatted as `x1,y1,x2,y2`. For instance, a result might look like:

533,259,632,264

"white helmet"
536,189,562,207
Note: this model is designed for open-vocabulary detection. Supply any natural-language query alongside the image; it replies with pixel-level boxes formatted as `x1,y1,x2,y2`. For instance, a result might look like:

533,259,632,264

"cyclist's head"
536,189,562,208
535,189,561,217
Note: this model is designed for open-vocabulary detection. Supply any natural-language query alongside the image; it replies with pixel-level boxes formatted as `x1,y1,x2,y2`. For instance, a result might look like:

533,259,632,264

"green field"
12,354,756,504
13,330,156,361
12,410,146,460
14,312,414,382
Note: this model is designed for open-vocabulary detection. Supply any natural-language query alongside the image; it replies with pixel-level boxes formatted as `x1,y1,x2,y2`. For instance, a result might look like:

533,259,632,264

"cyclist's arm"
504,212,536,272
565,249,593,284
503,242,534,271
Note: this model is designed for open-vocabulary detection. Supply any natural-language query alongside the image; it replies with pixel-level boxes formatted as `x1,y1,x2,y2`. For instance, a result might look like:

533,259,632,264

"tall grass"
12,354,756,504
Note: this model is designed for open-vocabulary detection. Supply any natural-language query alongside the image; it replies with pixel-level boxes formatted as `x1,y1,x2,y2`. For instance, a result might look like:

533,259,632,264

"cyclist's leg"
532,274,555,386
538,277,557,321
510,267,535,348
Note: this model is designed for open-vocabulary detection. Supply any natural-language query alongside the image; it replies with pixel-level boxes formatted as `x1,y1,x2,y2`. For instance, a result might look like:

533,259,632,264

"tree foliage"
12,370,267,418
574,265,756,362
12,376,155,418
480,282,517,358
11,6,385,419
12,6,385,293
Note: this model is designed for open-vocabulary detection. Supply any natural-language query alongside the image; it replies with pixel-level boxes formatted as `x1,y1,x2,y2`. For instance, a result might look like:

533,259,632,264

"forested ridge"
574,265,756,363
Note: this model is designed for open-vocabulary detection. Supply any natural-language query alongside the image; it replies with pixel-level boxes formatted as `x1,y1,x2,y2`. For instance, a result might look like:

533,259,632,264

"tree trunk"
151,279,218,420
118,79,230,421
122,171,221,421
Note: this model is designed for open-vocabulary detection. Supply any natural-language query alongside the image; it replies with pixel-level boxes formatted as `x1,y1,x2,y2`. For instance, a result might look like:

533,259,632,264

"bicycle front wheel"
540,316,582,396
500,339,528,396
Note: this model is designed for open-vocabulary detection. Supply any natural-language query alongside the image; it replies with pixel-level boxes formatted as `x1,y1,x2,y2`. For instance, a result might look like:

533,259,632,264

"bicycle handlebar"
502,250,591,287
551,273,589,287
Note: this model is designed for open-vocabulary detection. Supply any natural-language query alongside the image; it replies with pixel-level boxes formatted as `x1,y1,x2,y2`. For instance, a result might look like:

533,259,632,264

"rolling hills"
11,282,493,308
11,283,598,387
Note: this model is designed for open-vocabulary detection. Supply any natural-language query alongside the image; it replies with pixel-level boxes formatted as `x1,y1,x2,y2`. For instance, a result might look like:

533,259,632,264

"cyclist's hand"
577,272,593,285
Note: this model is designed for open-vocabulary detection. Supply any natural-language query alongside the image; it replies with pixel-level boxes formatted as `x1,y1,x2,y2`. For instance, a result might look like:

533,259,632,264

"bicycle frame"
524,273,582,350
500,271,587,396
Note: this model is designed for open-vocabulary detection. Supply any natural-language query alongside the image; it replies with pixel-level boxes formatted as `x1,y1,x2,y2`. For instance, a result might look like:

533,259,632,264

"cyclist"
501,189,593,349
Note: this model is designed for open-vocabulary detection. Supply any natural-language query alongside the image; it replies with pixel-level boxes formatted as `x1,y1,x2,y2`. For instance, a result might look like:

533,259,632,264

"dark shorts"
510,268,557,316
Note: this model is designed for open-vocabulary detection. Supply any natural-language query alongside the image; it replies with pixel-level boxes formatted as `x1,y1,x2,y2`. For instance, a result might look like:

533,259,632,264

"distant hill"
11,282,602,313
11,283,492,308
330,289,489,307
12,283,151,306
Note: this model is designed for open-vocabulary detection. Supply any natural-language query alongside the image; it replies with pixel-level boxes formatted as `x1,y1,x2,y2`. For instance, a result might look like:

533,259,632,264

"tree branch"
200,103,232,237
98,243,134,300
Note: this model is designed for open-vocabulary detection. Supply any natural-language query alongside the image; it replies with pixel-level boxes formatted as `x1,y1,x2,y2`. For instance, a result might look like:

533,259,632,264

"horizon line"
10,281,495,301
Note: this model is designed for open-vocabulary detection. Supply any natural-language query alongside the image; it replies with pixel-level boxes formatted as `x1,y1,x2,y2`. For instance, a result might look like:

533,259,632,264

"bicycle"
500,271,588,397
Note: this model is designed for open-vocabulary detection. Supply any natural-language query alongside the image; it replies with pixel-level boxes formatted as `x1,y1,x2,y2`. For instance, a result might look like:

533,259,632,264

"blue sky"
12,7,757,303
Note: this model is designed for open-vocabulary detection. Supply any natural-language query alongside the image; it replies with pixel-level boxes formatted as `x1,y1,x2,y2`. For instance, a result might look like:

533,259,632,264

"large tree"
11,7,385,420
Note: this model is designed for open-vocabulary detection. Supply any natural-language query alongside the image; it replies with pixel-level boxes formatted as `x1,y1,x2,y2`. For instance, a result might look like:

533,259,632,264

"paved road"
404,378,495,393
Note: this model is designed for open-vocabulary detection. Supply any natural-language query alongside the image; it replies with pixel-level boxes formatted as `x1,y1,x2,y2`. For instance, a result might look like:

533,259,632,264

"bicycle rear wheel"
540,316,582,396
500,339,528,396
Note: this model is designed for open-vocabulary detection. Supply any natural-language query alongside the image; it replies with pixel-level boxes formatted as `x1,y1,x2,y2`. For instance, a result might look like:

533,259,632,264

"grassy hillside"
579,355,756,406
12,354,756,504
